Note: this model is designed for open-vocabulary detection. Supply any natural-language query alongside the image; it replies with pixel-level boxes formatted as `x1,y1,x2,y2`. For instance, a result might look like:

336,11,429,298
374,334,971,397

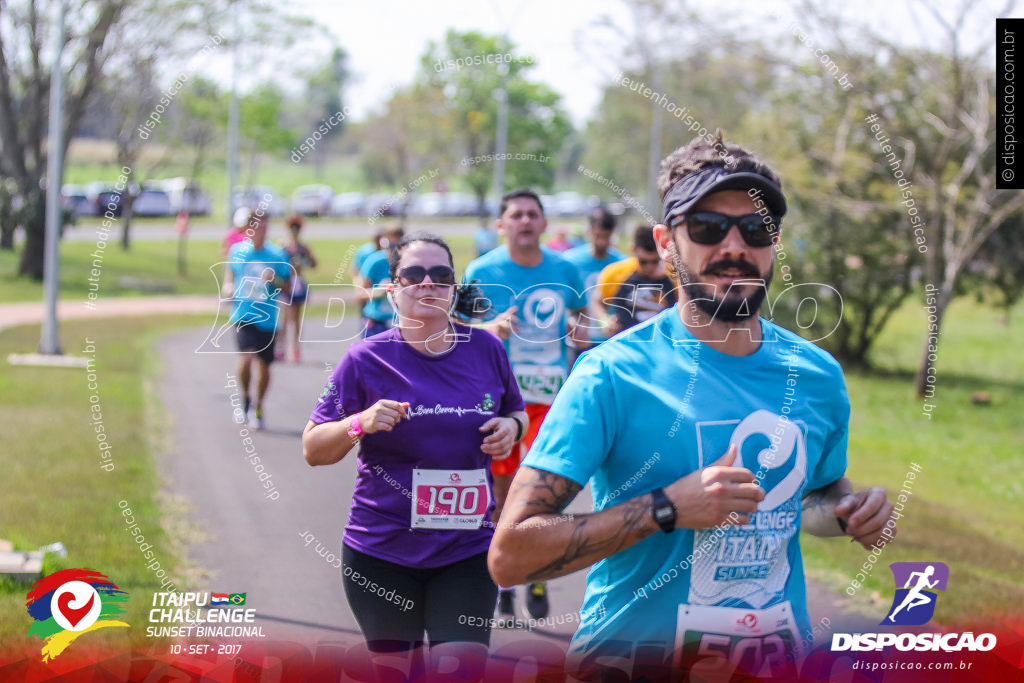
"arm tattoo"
511,467,582,515
512,467,657,582
802,482,845,536
802,487,831,513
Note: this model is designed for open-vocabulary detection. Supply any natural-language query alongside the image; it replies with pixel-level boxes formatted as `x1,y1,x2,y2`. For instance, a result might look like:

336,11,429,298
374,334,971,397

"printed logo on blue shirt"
691,410,807,608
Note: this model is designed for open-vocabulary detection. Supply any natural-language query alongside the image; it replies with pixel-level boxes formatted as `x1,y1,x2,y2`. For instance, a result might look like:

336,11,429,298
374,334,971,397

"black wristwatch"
650,487,677,533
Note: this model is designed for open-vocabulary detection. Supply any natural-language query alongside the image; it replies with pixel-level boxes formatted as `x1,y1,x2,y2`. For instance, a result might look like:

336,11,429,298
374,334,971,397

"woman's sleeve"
309,349,365,424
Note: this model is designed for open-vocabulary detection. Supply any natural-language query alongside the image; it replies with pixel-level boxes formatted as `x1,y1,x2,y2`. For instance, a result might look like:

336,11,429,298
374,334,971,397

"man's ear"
654,223,673,259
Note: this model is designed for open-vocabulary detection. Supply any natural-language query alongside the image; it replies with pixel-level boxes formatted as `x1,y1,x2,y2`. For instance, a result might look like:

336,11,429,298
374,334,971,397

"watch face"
655,507,673,522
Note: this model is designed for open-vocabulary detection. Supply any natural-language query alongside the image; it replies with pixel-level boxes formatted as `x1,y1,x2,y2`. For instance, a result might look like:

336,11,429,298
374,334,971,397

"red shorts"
491,403,550,476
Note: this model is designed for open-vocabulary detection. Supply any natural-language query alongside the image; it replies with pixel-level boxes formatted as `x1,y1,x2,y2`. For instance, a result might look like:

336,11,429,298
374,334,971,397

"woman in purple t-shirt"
302,233,528,671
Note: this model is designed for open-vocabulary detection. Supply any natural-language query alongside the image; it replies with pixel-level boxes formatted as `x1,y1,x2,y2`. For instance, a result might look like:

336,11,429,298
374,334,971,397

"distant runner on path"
220,213,292,430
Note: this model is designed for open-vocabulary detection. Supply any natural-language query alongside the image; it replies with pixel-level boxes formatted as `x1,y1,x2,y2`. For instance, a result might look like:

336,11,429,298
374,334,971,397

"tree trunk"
0,207,14,250
914,286,951,399
0,185,15,250
475,187,488,226
177,233,187,276
120,195,135,250
16,193,46,279
17,216,45,279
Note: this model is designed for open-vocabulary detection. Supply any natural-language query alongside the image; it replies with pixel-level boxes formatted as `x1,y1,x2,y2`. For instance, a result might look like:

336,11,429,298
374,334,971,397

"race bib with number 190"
411,468,491,530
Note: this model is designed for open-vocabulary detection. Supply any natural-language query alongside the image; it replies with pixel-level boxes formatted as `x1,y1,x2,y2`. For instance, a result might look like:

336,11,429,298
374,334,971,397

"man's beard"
669,244,772,322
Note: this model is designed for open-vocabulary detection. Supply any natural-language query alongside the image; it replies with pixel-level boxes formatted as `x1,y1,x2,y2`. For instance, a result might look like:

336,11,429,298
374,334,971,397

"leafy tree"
173,76,228,180
0,0,129,278
418,30,572,210
239,83,295,183
359,82,449,196
963,215,1024,324
744,54,925,366
795,1,1024,396
297,45,349,177
581,48,777,210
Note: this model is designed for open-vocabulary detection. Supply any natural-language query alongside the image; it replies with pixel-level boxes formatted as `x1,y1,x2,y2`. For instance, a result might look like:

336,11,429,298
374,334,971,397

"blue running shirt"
228,241,292,331
562,244,626,290
464,245,586,405
359,249,394,323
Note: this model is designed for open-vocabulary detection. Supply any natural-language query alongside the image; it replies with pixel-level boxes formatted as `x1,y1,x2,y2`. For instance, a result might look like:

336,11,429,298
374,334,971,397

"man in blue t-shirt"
464,188,588,624
221,213,292,430
356,226,403,338
562,208,626,291
489,136,897,679
351,229,384,279
563,208,626,350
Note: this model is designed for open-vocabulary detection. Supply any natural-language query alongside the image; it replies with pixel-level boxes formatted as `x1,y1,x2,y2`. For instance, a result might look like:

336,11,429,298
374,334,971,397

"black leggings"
342,544,498,652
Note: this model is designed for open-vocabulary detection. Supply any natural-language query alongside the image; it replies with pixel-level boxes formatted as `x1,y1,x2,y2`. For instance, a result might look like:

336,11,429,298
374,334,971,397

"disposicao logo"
831,561,996,653
25,568,129,661
882,561,948,626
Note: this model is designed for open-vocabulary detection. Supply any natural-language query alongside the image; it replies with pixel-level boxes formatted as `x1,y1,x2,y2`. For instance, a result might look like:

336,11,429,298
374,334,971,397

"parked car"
86,182,123,217
133,186,173,216
231,186,286,216
539,194,556,215
159,177,211,216
484,196,499,217
330,192,365,216
445,192,481,216
61,185,91,218
407,192,446,217
549,191,588,217
364,192,405,218
291,184,334,216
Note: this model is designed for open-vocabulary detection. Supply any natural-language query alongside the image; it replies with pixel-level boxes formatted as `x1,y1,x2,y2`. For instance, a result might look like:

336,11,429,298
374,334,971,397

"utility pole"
226,0,241,227
40,0,67,355
491,37,510,213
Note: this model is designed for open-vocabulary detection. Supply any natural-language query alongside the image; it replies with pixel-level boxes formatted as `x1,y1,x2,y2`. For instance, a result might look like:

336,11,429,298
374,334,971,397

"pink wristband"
347,412,364,438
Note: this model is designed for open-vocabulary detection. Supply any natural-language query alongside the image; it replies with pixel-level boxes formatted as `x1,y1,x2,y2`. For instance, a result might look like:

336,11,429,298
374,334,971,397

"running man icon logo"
882,562,950,626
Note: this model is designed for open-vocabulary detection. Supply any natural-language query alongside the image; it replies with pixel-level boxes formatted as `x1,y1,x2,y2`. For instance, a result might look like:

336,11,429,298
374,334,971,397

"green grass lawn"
0,314,210,650
800,297,1024,627
0,235,477,303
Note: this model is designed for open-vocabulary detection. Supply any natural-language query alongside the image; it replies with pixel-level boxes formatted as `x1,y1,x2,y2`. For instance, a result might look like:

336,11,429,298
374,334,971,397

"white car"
330,192,365,216
291,185,334,216
133,187,173,217
445,192,481,216
549,191,588,217
232,186,286,216
159,177,211,216
408,192,446,217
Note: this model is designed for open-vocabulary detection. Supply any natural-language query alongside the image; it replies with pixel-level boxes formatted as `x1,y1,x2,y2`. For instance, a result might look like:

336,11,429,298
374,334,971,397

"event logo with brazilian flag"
25,568,129,662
